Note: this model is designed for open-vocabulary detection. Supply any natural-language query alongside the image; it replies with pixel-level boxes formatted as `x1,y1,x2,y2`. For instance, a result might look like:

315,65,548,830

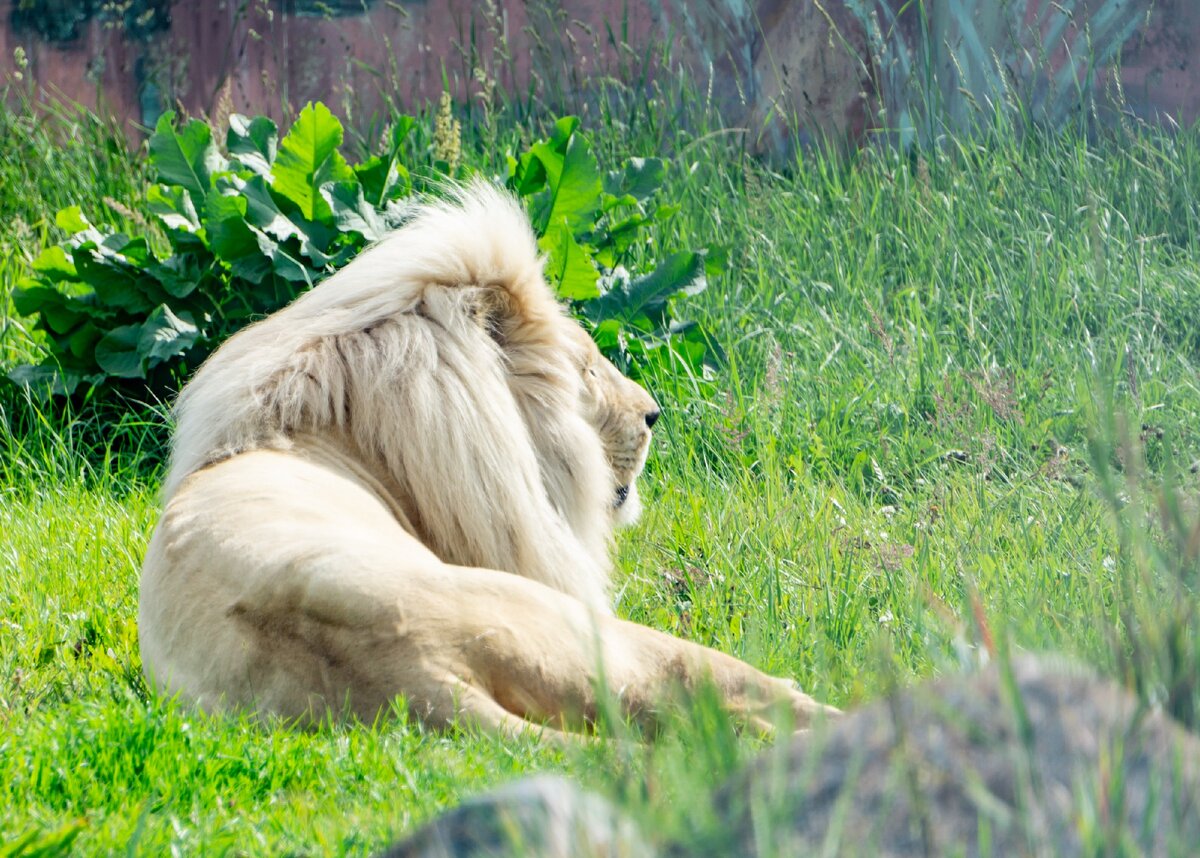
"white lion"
138,181,834,740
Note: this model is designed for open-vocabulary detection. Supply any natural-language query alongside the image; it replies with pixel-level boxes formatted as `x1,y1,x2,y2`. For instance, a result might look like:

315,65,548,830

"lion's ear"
468,286,515,345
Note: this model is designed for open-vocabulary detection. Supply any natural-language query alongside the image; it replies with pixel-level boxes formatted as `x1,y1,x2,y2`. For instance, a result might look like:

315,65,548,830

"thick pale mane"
163,181,614,610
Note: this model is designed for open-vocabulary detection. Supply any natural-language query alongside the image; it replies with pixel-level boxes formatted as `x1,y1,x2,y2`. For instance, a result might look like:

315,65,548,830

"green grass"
3,88,1200,854
0,88,147,374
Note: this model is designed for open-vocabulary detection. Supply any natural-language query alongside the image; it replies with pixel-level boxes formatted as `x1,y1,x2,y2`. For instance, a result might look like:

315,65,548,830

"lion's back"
138,447,440,715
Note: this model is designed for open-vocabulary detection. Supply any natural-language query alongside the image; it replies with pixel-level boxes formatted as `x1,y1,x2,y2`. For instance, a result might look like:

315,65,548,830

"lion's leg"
422,676,580,746
240,561,835,738
587,615,838,734
434,567,838,736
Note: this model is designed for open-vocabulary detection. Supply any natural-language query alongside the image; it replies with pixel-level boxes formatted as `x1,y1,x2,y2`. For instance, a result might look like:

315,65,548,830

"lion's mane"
163,182,615,611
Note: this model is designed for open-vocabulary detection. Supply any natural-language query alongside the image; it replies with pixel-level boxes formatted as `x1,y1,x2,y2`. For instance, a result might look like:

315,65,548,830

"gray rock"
378,775,654,858
705,656,1200,857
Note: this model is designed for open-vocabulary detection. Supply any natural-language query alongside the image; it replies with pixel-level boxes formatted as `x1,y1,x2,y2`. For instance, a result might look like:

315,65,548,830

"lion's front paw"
728,678,839,736
775,678,840,732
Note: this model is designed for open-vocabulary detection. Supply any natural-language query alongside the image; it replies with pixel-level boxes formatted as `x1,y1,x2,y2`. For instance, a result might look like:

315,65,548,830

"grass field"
2,89,1200,854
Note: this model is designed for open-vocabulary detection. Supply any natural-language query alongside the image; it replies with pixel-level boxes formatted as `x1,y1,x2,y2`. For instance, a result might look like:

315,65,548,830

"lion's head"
563,324,659,526
163,181,656,613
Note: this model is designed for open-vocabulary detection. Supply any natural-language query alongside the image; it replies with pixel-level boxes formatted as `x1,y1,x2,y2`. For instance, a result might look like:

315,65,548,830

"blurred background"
2,0,1196,157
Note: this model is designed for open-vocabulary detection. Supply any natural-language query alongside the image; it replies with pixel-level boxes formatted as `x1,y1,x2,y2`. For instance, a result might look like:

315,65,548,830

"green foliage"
507,116,723,379
10,104,718,401
9,103,384,397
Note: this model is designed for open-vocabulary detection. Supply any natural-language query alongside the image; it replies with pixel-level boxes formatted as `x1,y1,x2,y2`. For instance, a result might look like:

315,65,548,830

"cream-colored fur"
138,182,834,738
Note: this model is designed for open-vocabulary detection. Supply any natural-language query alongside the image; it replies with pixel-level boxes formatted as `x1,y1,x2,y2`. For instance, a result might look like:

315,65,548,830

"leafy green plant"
10,102,720,402
507,116,725,379
9,101,411,397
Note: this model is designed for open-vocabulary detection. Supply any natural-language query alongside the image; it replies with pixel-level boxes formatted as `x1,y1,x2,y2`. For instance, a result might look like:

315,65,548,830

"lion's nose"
645,409,660,429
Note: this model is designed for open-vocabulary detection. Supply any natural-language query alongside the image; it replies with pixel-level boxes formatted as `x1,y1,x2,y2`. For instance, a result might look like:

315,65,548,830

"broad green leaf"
545,115,580,155
601,211,653,257
73,245,154,314
55,205,91,234
6,363,85,396
94,324,145,378
519,118,572,229
248,223,316,284
231,174,336,265
12,285,88,334
11,283,52,318
67,321,103,359
206,194,260,265
703,246,728,278
206,194,275,284
166,228,210,259
354,154,390,204
355,115,414,205
324,181,386,242
93,306,198,379
73,233,169,308
603,157,667,201
233,175,303,242
228,251,273,286
139,304,199,366
549,129,603,233
149,112,226,206
654,203,681,222
584,250,708,327
527,117,601,235
146,254,206,299
539,219,599,301
671,319,726,370
271,102,353,223
355,155,410,207
507,149,547,197
634,250,710,301
147,184,202,233
388,115,417,150
104,234,151,267
31,246,78,281
601,192,639,212
227,113,278,177
590,318,623,353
